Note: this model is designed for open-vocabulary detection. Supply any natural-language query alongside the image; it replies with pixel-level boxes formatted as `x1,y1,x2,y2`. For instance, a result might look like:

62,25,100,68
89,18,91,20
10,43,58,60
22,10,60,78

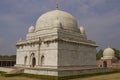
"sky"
0,0,120,55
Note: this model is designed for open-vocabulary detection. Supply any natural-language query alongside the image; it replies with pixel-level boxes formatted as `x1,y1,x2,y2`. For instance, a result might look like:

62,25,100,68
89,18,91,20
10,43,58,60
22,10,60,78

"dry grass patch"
71,73,120,80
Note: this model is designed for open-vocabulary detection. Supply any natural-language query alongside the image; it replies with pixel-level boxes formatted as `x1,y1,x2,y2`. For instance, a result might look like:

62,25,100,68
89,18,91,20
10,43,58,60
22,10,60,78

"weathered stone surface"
15,9,97,76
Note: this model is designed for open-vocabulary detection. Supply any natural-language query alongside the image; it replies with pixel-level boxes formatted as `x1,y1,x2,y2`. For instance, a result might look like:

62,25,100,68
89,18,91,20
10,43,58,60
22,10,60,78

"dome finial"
56,3,59,10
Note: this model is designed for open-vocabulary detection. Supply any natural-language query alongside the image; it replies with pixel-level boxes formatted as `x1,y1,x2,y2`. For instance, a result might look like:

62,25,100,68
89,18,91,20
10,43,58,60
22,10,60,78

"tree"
0,55,16,59
96,49,103,60
113,48,120,60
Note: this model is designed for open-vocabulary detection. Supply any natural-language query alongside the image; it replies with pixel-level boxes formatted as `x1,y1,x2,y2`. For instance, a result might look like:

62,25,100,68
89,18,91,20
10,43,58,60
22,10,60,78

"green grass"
0,69,120,80
1,73,59,80
72,73,120,80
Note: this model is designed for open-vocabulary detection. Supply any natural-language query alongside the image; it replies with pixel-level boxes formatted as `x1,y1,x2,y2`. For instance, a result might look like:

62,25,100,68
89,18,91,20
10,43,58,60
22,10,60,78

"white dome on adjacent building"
35,9,78,32
28,26,35,33
102,47,115,59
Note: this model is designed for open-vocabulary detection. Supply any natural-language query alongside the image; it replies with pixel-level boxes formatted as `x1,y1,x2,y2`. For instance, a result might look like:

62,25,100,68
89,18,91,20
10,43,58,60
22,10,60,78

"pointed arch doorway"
24,56,27,65
30,53,36,68
103,61,107,67
32,57,36,67
41,56,45,66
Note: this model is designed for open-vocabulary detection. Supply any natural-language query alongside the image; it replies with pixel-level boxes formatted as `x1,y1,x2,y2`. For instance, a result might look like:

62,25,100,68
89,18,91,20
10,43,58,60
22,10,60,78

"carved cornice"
16,38,41,46
16,37,97,47
57,38,97,47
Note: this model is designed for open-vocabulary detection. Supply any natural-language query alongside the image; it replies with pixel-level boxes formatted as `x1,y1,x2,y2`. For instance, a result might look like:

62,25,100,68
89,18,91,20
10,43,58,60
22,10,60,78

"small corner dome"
35,9,78,32
28,26,35,33
80,26,85,34
103,47,115,58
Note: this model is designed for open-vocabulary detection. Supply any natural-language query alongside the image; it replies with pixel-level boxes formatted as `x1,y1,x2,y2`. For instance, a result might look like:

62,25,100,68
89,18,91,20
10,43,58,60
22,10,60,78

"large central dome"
35,9,78,32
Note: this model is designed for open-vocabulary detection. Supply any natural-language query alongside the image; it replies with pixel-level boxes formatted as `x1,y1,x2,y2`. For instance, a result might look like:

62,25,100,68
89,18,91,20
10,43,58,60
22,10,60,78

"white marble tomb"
15,8,97,70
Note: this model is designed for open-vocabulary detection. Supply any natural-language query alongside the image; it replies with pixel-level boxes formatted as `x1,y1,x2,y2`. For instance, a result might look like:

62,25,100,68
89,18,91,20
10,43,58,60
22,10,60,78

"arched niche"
32,57,36,67
30,53,36,67
24,56,27,65
41,55,45,66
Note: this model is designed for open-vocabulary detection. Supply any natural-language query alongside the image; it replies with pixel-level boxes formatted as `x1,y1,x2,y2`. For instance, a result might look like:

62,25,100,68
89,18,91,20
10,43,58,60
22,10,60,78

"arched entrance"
30,53,36,67
41,56,45,66
24,56,27,65
32,57,36,67
103,61,107,67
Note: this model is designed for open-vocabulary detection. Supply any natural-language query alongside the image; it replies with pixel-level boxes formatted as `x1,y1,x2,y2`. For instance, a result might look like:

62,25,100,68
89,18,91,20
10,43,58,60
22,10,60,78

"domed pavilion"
15,7,98,76
98,47,118,68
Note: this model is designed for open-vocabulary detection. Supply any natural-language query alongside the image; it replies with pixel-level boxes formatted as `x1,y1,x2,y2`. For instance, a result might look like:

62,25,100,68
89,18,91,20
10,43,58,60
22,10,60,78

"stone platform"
0,67,112,76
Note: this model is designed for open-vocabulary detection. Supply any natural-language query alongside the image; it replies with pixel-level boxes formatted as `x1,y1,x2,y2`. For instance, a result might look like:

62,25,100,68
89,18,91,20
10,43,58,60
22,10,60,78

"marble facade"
15,8,98,76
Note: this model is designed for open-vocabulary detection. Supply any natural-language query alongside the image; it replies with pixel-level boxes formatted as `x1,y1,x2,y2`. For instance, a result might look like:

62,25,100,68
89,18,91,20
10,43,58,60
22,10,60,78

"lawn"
71,73,120,80
0,73,120,80
0,75,39,80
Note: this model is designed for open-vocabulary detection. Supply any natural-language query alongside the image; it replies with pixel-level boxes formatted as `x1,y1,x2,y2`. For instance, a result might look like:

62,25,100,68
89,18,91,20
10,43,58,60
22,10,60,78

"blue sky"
0,0,120,55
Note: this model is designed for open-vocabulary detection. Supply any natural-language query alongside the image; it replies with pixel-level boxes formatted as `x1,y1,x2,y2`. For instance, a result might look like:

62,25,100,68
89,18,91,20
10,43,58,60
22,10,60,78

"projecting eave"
16,38,41,46
16,37,97,47
58,38,97,47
